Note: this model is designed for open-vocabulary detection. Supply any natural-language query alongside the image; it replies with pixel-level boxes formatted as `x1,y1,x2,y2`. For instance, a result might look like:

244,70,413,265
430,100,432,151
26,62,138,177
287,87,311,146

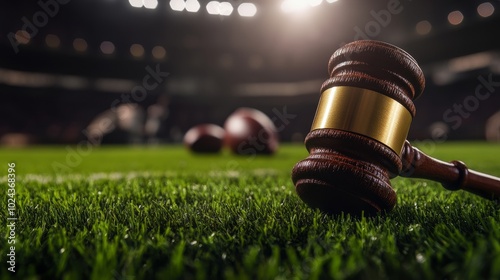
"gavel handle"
399,141,500,200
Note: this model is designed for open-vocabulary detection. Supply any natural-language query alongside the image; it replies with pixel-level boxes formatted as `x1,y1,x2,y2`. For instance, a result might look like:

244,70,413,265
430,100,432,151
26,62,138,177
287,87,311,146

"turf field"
1,143,500,279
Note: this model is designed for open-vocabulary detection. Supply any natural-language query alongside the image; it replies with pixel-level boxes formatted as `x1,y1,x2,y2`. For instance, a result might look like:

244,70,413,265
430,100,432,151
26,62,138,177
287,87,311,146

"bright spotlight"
219,2,233,16
206,1,220,15
143,0,158,9
170,0,186,11
186,0,201,12
129,0,142,8
238,3,257,17
308,0,322,7
281,0,308,13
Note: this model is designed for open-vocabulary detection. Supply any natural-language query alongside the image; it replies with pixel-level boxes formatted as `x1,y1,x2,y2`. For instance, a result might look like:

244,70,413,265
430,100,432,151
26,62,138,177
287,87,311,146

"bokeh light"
130,44,145,57
206,1,233,16
100,41,115,55
206,1,219,15
15,30,30,45
73,38,88,52
143,0,158,9
308,0,323,7
186,0,201,12
281,0,308,13
129,0,142,8
219,2,233,16
237,3,257,17
152,46,167,60
170,0,186,11
477,2,495,18
416,20,432,35
45,34,61,48
448,10,464,25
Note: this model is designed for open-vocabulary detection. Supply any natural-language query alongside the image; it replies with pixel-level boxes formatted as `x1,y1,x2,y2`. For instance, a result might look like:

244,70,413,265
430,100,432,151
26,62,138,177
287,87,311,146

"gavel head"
292,40,425,215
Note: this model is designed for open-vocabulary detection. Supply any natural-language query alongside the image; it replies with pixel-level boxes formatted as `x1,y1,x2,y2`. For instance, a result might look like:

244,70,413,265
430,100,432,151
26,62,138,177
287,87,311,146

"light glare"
186,0,201,12
206,1,220,15
170,0,186,11
308,0,322,7
143,0,158,9
129,0,142,8
281,0,308,13
206,1,233,16
219,2,233,16
238,3,257,17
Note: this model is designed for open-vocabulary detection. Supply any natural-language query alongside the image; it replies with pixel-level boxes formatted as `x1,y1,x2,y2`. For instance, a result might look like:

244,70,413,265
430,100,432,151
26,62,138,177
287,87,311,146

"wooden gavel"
291,40,500,215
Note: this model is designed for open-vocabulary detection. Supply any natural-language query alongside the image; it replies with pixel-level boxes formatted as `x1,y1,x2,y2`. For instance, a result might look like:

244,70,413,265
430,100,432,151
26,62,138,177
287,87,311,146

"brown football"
183,124,225,153
224,107,279,156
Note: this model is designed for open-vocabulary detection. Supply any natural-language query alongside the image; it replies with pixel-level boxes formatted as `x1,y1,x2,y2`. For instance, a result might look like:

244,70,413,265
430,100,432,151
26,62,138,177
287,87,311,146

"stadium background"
1,0,500,145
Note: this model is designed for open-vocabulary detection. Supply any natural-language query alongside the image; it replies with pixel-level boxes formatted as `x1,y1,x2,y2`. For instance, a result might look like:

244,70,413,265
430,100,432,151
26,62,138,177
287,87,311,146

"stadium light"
206,1,233,16
281,0,337,13
237,3,257,17
143,0,158,9
170,0,186,11
206,1,219,15
308,0,322,7
129,0,143,8
281,0,308,13
185,0,201,12
219,2,233,16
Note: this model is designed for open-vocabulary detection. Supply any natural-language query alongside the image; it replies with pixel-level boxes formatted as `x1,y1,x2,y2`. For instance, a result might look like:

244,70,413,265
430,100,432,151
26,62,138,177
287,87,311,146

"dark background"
1,0,500,145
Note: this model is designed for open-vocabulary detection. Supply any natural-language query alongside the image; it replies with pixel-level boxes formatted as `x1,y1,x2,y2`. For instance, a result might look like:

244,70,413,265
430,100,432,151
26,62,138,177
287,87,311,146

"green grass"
1,143,500,279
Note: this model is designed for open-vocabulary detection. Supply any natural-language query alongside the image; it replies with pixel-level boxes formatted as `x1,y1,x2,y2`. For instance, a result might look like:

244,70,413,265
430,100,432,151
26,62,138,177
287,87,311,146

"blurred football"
183,124,225,153
224,107,279,155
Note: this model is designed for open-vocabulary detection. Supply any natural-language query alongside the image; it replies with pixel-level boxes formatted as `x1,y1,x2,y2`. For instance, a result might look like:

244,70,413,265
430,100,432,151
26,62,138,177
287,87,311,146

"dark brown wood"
292,129,397,215
400,141,500,200
323,40,425,116
292,40,500,215
292,40,425,215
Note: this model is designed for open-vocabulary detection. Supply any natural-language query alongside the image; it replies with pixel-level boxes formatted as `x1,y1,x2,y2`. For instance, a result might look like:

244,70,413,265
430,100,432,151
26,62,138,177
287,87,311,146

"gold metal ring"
311,86,412,156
